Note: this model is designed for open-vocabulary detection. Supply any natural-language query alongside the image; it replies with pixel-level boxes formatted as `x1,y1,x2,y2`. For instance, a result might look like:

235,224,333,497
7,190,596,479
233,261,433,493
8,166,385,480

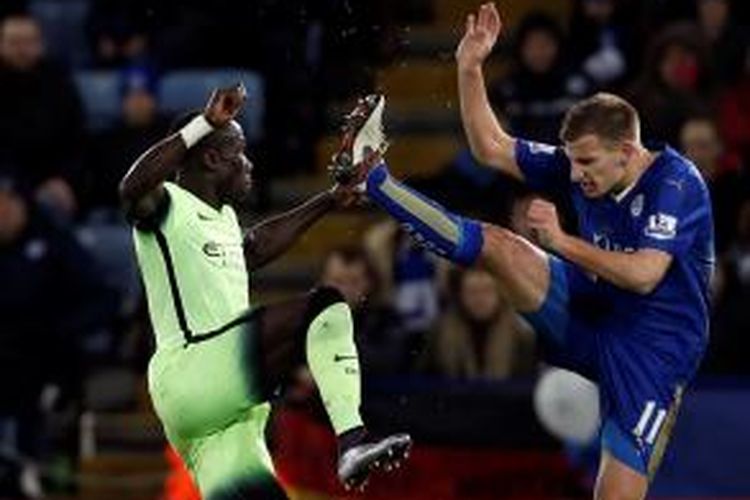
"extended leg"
331,95,551,313
254,287,411,489
366,161,551,313
256,287,362,434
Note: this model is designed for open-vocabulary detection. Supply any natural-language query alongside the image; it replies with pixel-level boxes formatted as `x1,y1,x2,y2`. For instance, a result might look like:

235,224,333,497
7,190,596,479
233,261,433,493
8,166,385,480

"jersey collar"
611,176,640,203
610,143,671,204
178,183,224,220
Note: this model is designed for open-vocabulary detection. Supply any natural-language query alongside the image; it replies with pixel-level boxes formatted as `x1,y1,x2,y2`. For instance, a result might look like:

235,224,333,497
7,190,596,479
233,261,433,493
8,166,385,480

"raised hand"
455,2,503,71
204,83,247,127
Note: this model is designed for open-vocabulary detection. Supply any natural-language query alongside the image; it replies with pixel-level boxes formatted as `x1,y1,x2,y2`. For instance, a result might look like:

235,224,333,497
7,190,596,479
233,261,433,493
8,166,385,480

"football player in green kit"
119,84,411,499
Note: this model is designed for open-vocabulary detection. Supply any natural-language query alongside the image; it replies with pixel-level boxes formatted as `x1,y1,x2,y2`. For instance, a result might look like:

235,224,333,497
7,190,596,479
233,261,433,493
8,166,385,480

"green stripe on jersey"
133,182,250,349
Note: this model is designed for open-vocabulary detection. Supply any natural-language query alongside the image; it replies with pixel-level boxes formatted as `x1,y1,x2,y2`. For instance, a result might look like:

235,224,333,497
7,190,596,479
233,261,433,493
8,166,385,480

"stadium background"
1,0,749,498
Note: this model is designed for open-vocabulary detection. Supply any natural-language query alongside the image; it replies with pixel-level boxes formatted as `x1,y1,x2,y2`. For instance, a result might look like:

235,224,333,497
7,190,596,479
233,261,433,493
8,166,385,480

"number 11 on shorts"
633,401,668,445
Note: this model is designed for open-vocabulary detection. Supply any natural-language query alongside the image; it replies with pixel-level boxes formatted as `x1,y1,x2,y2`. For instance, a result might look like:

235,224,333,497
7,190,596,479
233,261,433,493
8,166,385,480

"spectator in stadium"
0,177,116,498
320,245,375,308
567,0,641,91
719,46,750,165
85,0,152,68
83,65,169,214
628,22,716,145
0,14,84,210
320,245,405,376
421,267,534,380
679,116,750,252
707,200,750,374
407,147,528,228
489,12,589,143
694,0,746,84
364,220,445,372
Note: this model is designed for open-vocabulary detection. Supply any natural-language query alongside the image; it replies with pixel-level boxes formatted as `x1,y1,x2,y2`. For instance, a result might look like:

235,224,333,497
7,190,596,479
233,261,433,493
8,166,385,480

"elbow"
117,179,130,203
118,173,137,205
469,139,499,166
468,133,513,168
117,177,140,217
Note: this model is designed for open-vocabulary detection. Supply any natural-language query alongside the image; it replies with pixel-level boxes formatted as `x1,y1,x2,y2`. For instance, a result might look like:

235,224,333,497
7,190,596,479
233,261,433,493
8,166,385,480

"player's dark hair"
560,93,639,145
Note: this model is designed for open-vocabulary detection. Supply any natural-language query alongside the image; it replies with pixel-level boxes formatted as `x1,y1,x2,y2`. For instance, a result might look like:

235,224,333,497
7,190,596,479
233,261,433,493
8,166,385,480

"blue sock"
365,163,484,266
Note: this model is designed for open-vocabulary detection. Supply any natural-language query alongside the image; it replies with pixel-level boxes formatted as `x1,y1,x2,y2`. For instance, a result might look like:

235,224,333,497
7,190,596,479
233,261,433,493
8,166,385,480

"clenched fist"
526,199,565,251
204,83,246,128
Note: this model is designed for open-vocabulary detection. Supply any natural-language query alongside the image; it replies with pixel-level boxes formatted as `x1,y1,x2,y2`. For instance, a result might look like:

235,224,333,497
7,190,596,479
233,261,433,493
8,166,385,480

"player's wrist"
552,232,572,254
179,115,214,148
458,60,484,76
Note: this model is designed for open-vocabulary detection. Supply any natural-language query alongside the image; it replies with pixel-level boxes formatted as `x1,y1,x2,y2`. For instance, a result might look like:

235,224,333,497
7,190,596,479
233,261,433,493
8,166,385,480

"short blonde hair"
560,93,640,144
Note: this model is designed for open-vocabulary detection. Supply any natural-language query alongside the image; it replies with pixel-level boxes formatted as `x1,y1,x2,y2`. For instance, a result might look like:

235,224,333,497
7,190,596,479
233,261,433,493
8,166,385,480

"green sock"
306,302,364,435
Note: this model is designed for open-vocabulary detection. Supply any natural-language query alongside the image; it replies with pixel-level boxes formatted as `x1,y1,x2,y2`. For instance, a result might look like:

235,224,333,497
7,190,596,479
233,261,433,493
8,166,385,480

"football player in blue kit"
330,4,714,499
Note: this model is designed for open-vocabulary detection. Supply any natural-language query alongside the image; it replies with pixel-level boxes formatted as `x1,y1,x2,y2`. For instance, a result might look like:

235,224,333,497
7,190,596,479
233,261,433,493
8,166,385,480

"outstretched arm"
243,186,359,272
456,2,523,181
118,84,246,222
527,199,672,294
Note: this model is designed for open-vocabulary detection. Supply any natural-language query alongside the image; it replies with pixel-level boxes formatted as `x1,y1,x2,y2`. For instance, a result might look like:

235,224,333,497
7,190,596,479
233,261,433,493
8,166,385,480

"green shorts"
148,310,285,498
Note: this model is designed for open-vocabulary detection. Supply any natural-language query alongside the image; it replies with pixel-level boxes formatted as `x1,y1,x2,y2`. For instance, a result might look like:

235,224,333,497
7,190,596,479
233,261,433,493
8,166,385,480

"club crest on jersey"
630,194,644,217
645,213,677,240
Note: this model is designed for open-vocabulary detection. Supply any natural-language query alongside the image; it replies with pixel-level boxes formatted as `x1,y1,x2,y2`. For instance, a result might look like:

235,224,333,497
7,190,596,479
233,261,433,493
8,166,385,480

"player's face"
565,134,628,198
217,122,253,202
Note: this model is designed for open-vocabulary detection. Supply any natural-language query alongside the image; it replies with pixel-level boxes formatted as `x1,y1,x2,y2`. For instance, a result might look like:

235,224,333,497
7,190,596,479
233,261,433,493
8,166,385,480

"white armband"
179,115,214,148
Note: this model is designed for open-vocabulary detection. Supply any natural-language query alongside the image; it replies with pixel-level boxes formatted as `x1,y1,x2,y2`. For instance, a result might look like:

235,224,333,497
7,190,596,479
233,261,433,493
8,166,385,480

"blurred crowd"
1,0,749,497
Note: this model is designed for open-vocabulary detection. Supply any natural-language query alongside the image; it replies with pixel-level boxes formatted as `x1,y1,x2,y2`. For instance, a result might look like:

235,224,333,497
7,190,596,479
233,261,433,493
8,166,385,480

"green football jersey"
133,182,250,349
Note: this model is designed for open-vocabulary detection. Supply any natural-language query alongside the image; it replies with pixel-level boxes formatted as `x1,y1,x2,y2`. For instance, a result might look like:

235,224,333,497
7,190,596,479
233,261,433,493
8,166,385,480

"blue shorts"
524,255,684,478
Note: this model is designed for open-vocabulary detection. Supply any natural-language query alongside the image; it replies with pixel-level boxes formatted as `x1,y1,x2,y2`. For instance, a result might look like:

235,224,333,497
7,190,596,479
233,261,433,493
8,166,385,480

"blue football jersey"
515,139,715,383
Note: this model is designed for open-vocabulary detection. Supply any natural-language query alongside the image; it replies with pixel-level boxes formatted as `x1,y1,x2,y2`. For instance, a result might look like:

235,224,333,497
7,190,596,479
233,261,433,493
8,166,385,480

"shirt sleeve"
514,139,571,192
637,176,708,256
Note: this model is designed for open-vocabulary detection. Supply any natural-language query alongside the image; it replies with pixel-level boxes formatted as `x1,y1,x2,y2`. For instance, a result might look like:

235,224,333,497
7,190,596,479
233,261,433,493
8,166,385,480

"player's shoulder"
650,146,708,198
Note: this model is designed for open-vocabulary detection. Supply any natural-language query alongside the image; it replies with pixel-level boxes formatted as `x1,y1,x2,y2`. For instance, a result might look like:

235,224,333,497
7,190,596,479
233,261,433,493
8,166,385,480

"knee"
480,226,520,269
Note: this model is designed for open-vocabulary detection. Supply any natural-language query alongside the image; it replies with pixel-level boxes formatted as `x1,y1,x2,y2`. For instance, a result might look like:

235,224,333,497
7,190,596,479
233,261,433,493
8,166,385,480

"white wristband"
179,115,214,148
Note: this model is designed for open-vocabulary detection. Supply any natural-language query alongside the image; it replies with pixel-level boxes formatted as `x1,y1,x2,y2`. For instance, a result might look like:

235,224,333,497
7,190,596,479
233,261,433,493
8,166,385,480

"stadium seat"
159,70,265,141
29,0,91,68
74,70,120,131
